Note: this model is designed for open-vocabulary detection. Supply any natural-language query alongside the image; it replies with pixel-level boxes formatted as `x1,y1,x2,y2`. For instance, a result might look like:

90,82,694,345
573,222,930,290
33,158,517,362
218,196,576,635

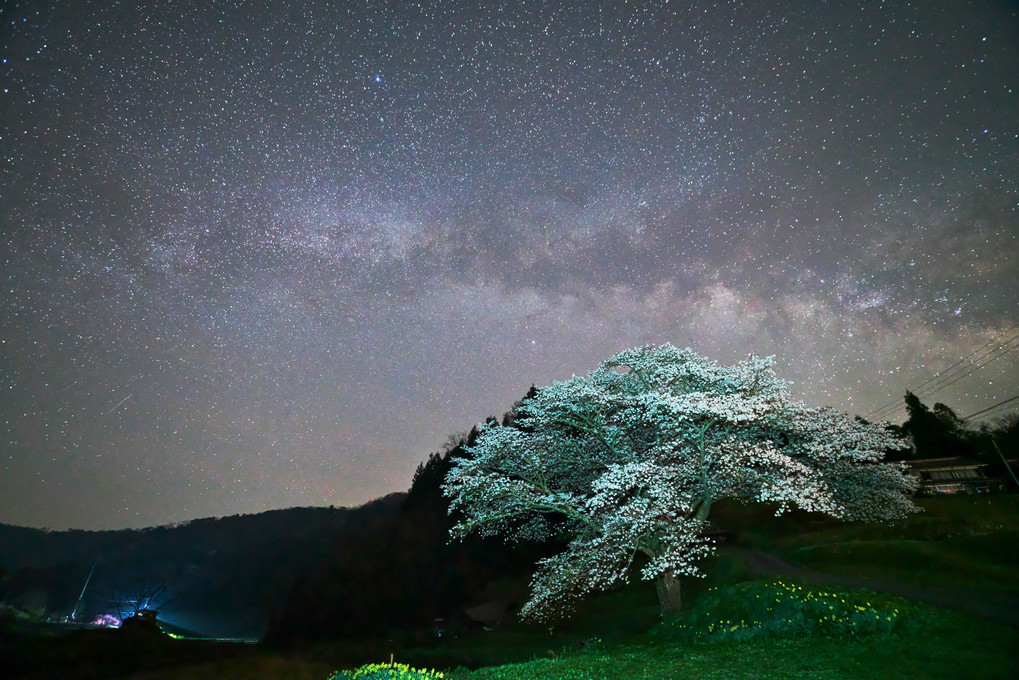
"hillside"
0,494,406,639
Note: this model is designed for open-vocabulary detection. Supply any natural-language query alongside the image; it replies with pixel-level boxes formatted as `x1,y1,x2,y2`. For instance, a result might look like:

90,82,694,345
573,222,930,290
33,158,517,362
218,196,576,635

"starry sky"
1,1,1017,530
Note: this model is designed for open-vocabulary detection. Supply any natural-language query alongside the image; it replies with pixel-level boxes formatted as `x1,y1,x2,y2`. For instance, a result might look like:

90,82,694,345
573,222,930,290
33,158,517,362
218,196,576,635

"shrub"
328,660,446,679
661,580,907,644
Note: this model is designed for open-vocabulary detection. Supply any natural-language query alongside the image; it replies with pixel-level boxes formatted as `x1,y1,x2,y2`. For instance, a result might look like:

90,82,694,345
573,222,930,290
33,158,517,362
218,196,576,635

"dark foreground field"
3,494,1017,680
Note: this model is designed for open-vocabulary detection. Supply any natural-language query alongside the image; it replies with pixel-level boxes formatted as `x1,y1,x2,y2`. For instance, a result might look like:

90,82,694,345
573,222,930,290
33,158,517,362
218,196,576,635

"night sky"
2,1,1017,530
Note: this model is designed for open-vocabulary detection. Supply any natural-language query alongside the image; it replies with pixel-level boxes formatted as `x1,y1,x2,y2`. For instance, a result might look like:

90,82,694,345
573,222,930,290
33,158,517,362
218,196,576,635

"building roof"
904,457,988,472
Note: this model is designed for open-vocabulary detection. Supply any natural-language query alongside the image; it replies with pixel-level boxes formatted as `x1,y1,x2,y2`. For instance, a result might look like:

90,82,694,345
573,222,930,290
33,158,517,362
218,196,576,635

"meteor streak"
105,393,133,415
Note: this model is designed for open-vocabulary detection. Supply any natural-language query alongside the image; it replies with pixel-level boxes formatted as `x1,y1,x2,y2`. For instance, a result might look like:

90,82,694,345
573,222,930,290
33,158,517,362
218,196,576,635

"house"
905,457,1005,496
120,608,161,632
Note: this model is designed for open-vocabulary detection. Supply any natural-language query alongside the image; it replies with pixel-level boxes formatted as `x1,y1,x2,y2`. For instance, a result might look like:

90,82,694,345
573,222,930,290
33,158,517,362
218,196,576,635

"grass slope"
772,495,1019,596
433,580,1017,680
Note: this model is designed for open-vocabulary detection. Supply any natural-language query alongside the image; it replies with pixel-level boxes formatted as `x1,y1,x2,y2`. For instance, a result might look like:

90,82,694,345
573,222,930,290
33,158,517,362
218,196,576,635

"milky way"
2,1,1017,529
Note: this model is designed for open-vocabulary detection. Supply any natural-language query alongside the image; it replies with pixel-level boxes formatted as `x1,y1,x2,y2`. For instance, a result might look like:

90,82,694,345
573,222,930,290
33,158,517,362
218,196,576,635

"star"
0,0,1015,530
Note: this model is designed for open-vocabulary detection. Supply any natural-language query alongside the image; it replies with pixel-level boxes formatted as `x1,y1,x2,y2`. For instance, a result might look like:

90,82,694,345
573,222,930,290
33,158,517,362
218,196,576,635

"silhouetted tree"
110,576,174,622
932,402,964,431
902,392,984,459
501,385,537,427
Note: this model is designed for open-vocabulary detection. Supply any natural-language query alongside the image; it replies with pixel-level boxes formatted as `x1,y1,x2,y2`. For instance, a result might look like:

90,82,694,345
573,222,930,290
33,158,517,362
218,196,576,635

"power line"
910,336,1019,401
961,394,1019,423
868,325,1019,420
865,324,1017,419
869,343,1018,423
866,324,1019,421
868,322,1019,417
877,335,1019,419
972,404,1018,422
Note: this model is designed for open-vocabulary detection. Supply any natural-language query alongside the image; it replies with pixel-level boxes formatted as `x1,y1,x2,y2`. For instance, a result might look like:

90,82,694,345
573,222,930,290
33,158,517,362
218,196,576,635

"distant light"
92,614,121,627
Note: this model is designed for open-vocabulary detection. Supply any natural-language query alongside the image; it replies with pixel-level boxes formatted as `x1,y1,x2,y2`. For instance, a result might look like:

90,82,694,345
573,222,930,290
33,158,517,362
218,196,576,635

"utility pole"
991,439,1019,489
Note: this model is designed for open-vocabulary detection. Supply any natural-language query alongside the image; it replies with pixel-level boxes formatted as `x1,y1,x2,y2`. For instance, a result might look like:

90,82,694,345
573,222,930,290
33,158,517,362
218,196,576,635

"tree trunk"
655,570,683,615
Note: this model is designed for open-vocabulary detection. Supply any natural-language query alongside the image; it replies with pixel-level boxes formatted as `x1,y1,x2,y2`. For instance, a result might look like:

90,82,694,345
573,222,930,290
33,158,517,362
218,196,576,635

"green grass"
660,580,905,643
707,494,1019,548
801,494,1019,542
766,495,1019,594
328,661,447,679
782,532,1019,594
442,631,1017,680
435,579,1018,680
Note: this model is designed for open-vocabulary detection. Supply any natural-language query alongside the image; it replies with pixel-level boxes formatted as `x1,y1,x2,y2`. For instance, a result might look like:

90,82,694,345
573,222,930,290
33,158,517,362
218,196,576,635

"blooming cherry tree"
443,344,919,620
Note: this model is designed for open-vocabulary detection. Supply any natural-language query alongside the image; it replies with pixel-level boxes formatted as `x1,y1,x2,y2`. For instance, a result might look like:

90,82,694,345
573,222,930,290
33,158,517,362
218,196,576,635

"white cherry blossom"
443,344,919,621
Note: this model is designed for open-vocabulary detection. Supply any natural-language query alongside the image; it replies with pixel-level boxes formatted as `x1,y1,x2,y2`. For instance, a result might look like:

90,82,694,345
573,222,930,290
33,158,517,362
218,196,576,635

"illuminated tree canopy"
443,344,920,621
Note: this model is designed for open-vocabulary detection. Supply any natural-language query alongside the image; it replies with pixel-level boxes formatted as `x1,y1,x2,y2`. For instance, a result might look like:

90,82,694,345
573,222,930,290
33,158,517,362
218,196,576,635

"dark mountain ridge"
0,391,541,644
0,494,407,639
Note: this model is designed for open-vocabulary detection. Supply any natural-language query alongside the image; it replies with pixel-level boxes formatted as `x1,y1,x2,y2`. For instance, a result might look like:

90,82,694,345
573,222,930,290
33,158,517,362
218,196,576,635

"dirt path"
719,544,1019,629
